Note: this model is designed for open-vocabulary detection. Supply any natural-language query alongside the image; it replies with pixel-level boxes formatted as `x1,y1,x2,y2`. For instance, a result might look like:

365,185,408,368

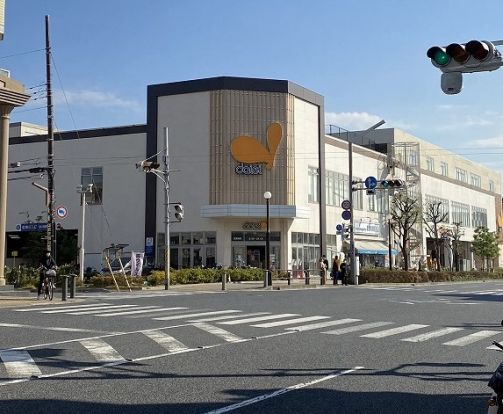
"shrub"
359,268,503,284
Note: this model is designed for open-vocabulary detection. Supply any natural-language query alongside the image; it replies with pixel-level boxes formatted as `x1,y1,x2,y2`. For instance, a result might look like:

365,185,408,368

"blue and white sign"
336,224,343,232
56,205,68,219
364,176,377,189
20,223,47,232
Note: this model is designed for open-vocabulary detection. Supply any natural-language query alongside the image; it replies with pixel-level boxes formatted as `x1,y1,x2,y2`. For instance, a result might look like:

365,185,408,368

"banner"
130,251,144,276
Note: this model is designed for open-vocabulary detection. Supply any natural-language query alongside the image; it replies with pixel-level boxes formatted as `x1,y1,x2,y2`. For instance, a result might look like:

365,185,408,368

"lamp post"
264,191,272,287
77,184,93,282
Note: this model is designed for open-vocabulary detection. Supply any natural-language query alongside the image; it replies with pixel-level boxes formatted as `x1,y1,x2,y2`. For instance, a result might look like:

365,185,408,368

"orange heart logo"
230,123,282,170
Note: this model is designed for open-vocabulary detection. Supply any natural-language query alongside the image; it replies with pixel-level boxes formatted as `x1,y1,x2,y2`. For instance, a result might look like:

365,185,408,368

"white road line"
192,322,244,342
251,316,329,328
67,305,140,315
443,330,500,346
322,321,394,335
189,312,270,322
286,318,362,332
42,304,136,314
15,303,112,312
361,324,429,338
80,339,125,363
0,350,42,378
142,330,189,352
401,327,464,343
153,310,241,321
474,291,495,295
219,314,299,325
201,366,365,414
98,306,187,317
0,323,112,333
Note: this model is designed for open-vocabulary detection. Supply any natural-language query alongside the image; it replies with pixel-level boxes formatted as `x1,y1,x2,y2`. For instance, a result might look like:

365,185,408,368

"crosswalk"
366,286,503,296
2,302,503,384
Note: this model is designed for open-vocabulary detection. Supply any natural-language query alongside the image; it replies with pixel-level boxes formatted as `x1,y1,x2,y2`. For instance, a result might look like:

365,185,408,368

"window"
455,168,467,183
426,157,434,172
470,174,481,188
425,194,449,223
472,206,487,228
489,180,495,192
440,162,448,177
325,170,349,208
353,176,363,210
308,167,319,203
408,150,418,166
451,201,470,227
81,167,103,204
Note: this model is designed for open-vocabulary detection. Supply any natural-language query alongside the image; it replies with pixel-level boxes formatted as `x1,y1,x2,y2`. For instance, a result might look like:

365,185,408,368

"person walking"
331,256,340,285
319,256,327,285
340,260,348,286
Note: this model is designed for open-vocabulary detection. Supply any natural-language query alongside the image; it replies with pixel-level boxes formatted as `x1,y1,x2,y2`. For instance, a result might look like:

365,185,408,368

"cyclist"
38,250,57,299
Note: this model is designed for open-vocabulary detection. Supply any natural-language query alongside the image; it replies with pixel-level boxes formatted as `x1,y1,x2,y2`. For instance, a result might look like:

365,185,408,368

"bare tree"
423,202,449,271
390,192,421,271
439,222,464,271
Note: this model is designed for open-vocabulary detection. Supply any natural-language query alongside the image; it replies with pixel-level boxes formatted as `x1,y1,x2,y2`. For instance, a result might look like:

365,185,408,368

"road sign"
56,205,68,219
20,223,47,232
336,224,343,232
364,176,377,189
342,210,351,221
341,199,351,210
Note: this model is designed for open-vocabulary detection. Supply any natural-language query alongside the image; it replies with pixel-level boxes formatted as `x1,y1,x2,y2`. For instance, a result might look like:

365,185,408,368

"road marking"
142,330,189,352
192,323,244,342
80,339,125,363
67,305,140,315
251,316,329,328
0,350,42,378
401,327,464,343
0,323,112,333
286,318,362,332
15,303,112,312
153,310,241,321
361,324,428,338
322,321,394,335
219,314,299,325
201,366,365,414
98,306,187,317
189,312,270,322
443,330,500,346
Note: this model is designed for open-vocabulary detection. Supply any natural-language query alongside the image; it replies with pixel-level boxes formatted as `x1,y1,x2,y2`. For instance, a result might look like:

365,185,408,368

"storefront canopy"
355,241,398,255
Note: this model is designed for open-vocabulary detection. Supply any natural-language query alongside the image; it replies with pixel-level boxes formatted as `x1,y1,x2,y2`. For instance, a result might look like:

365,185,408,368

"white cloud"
53,89,142,112
467,136,503,149
325,111,384,131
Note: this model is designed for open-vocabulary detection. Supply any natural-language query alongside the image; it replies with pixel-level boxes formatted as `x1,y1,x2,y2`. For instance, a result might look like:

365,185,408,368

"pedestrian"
331,255,340,284
319,256,327,284
340,260,348,286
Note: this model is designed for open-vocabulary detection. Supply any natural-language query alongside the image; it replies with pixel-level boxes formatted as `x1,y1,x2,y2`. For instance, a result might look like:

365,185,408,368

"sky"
3,0,503,178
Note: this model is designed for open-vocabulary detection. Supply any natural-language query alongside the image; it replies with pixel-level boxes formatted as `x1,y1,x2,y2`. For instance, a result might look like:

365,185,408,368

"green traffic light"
433,50,451,66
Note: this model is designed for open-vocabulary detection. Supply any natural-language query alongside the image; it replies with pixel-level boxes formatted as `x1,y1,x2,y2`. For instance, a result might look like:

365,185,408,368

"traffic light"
342,224,351,240
427,40,503,94
136,160,160,172
380,179,405,189
174,203,184,221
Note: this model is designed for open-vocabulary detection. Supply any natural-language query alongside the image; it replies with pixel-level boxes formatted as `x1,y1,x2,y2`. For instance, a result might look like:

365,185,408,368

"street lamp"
264,191,272,287
77,184,93,282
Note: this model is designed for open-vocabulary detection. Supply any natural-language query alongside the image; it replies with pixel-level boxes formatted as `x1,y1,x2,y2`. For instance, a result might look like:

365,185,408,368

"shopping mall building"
6,76,502,272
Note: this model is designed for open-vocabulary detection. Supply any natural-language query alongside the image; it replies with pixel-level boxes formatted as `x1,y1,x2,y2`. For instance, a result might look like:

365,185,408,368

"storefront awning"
355,240,397,255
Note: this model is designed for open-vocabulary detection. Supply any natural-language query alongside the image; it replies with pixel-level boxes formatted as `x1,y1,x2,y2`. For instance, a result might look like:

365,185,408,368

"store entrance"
247,246,265,268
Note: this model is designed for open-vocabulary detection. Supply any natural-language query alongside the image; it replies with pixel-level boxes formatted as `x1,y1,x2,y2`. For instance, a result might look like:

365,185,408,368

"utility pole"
163,127,170,290
45,15,55,257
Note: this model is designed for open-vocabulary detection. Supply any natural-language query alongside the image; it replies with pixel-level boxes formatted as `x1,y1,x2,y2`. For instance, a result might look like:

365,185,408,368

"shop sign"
234,163,263,175
353,222,380,236
242,222,263,230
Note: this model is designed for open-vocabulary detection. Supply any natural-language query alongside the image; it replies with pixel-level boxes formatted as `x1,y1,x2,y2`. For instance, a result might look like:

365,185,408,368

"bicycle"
41,269,56,301
487,341,503,413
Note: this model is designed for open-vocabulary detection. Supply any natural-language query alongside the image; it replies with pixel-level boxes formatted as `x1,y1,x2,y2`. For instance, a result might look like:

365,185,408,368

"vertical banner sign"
130,251,145,276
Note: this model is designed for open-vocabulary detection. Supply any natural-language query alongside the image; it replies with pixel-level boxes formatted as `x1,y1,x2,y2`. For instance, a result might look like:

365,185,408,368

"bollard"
61,275,69,301
222,272,226,291
70,274,77,298
305,270,310,285
287,271,291,286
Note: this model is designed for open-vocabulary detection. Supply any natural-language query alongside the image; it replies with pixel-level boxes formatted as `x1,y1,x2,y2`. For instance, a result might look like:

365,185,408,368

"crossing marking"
98,307,187,317
401,327,464,343
189,312,270,322
67,305,140,315
80,339,125,363
322,321,394,335
15,303,113,312
192,323,244,342
219,314,299,325
142,330,189,352
442,330,500,346
0,350,42,379
251,316,329,328
360,324,428,338
286,318,362,332
153,310,241,321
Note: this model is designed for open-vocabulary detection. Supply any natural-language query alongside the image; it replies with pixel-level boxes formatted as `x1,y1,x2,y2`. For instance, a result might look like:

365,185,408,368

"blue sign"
336,224,343,231
20,223,47,232
341,210,351,221
364,176,377,189
145,245,154,256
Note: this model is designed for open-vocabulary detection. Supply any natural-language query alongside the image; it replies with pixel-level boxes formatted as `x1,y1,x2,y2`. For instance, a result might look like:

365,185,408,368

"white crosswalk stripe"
192,323,244,342
15,303,113,312
401,327,464,343
219,314,299,325
142,330,189,352
286,318,362,332
251,316,329,328
360,324,429,338
80,339,126,363
442,330,500,346
188,312,270,322
98,307,188,317
322,321,394,335
67,305,140,315
0,350,42,379
153,310,241,321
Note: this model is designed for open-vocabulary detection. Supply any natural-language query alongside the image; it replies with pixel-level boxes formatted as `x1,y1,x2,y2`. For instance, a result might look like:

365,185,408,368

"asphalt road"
1,281,502,414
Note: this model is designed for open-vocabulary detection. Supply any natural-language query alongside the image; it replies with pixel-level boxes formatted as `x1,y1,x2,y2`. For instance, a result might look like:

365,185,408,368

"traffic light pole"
163,127,170,290
348,141,357,285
